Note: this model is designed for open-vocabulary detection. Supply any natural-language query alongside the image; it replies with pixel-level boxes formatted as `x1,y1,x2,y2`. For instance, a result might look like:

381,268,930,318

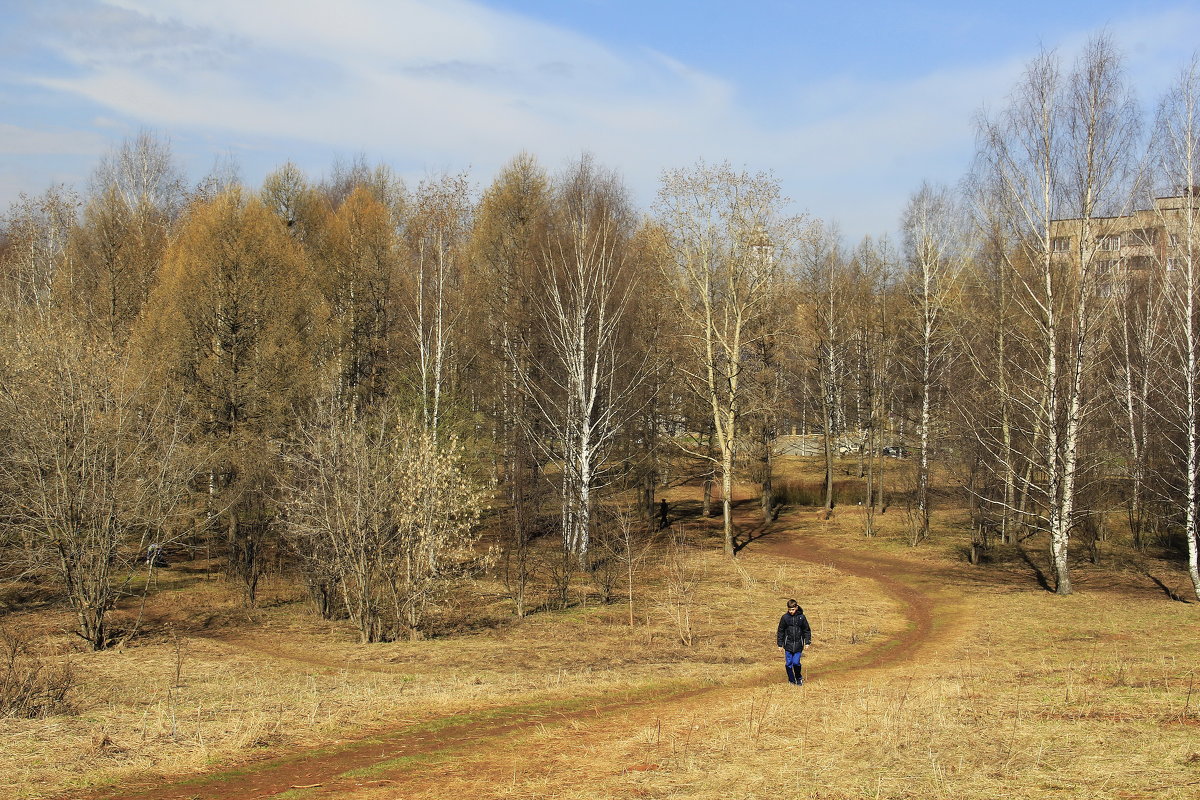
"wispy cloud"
0,123,108,156
28,0,739,179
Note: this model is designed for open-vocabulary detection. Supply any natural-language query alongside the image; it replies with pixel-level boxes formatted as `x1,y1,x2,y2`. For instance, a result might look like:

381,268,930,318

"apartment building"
1047,191,1199,281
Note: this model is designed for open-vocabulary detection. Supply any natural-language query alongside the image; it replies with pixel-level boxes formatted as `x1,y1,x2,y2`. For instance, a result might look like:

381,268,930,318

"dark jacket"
777,609,811,653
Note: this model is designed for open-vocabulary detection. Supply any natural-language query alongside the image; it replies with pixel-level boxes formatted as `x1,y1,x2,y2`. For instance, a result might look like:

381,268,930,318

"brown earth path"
60,520,967,800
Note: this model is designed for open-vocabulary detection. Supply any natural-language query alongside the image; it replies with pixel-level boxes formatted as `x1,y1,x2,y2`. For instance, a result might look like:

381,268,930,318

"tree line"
2,35,1199,651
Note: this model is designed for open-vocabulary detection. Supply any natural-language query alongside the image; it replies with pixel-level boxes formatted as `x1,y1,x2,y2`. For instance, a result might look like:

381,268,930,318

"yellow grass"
2,455,1198,799
613,587,1200,799
1,519,896,797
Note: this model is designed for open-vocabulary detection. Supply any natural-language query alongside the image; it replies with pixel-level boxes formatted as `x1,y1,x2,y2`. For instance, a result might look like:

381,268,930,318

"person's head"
786,599,799,614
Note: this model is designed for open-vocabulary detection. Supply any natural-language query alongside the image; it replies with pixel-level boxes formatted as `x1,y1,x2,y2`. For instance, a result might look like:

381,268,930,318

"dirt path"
72,524,966,800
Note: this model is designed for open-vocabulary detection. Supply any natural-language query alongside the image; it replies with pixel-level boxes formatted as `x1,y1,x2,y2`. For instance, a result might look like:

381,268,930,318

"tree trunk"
722,445,735,556
822,397,835,518
760,422,774,521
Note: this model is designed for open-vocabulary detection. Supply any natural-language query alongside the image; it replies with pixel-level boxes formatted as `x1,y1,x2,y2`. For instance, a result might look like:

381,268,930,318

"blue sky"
2,0,1199,240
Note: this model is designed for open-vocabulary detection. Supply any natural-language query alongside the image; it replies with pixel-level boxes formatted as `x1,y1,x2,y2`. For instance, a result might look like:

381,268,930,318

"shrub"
774,478,870,507
0,629,74,719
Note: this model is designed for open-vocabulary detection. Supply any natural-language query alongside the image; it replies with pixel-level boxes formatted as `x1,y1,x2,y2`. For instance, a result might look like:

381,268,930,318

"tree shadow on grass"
1142,571,1193,603
667,498,708,524
1016,544,1054,593
665,495,778,554
732,502,781,554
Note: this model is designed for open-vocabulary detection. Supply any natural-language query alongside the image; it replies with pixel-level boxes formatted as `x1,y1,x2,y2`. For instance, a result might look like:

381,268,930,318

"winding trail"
77,523,966,800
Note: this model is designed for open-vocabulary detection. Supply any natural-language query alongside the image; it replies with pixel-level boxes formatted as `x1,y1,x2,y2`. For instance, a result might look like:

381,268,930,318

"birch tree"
525,156,645,560
974,37,1138,593
848,236,899,535
261,162,330,244
92,129,186,221
656,162,800,554
901,182,968,543
1154,57,1200,599
0,186,79,315
799,222,850,519
1106,237,1168,551
403,173,472,439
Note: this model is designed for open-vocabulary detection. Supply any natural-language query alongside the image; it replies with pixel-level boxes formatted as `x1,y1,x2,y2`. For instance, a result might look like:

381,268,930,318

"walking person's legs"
784,650,803,684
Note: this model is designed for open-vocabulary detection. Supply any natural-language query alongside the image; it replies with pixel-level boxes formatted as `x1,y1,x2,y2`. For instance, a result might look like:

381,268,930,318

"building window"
1051,236,1070,252
1095,259,1117,275
1129,228,1158,246
1097,235,1121,251
1170,233,1181,248
1167,257,1180,271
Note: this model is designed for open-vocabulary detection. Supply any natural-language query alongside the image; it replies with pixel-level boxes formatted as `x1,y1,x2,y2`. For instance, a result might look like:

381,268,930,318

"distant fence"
773,433,897,457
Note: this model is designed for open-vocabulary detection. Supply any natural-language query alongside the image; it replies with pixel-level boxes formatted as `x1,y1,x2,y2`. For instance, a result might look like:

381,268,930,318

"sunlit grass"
2,455,1197,799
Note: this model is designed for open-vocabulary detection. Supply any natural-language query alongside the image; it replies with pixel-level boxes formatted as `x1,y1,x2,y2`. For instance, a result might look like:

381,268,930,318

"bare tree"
973,37,1138,593
1105,238,1169,551
848,236,900,535
974,51,1067,584
403,172,472,439
799,221,850,519
592,505,658,626
901,183,969,543
0,186,79,315
261,161,330,243
523,156,646,560
321,155,406,220
957,188,1025,546
283,406,486,641
656,162,801,553
1153,57,1200,599
0,321,196,649
192,151,243,206
91,129,186,221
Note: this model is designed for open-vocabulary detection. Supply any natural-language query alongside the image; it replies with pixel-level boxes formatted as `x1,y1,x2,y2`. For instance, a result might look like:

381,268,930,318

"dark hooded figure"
776,598,812,685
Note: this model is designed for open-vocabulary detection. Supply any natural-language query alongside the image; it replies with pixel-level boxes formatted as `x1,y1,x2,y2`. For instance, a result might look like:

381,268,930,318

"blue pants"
784,649,804,684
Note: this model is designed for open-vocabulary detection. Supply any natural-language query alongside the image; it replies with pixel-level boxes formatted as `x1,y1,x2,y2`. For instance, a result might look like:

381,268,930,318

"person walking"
776,598,811,685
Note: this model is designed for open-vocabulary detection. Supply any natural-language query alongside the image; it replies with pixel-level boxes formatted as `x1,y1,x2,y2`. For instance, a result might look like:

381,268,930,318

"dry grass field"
3,457,1199,799
611,550,1200,800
